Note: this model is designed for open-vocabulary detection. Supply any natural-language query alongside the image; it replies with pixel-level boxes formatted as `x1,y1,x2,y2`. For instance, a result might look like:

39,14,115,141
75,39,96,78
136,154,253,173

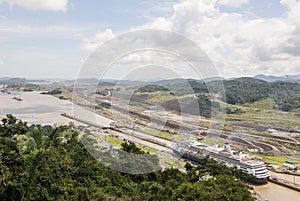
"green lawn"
141,126,175,139
161,158,186,170
105,136,124,147
201,137,224,147
105,135,158,154
140,146,159,155
254,154,300,165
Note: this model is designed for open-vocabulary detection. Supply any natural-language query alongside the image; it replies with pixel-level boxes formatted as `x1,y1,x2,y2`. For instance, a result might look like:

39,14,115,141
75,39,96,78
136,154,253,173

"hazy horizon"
1,73,300,81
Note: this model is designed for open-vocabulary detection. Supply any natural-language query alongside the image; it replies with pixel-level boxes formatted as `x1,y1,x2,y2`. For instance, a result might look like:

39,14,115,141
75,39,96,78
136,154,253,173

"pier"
268,176,300,192
61,113,106,129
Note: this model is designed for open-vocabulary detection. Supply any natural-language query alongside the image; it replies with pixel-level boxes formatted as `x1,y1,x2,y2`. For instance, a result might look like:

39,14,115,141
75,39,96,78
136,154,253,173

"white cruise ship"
174,142,270,182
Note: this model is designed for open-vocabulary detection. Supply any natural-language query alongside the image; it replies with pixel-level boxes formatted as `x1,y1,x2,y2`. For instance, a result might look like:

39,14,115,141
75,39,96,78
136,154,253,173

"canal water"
0,91,111,126
253,182,300,201
253,171,300,201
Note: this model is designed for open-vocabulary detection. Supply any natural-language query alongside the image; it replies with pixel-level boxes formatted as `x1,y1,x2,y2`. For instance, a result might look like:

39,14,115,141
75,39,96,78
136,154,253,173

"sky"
0,0,299,79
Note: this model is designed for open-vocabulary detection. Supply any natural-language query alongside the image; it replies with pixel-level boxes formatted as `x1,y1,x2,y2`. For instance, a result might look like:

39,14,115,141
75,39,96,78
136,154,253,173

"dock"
268,177,300,192
61,113,105,129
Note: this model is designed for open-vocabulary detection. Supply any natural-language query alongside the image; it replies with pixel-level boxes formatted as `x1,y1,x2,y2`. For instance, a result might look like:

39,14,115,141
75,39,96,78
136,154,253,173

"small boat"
12,96,23,101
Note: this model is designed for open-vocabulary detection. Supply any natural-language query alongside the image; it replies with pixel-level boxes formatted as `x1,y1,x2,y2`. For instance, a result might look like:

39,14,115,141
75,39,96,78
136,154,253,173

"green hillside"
135,77,300,113
222,78,300,112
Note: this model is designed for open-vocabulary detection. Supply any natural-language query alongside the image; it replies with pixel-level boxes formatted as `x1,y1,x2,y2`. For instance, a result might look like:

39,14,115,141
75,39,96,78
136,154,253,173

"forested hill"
137,77,300,112
220,78,300,111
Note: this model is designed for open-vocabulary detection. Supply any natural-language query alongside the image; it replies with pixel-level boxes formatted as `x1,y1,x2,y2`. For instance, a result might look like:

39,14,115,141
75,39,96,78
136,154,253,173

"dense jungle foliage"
0,115,254,201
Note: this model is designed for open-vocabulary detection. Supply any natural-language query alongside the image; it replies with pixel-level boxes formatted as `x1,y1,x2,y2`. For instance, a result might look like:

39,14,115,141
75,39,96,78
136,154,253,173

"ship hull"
174,149,268,185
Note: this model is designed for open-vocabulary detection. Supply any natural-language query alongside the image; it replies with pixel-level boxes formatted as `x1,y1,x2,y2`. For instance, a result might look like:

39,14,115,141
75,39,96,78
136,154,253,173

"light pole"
293,170,296,185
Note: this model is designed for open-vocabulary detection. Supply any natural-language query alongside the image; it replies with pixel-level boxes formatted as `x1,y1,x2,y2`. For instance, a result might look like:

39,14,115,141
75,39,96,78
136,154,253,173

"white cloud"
82,0,300,77
143,0,300,77
81,29,116,52
0,58,4,65
218,0,249,8
137,0,176,20
138,17,173,30
280,0,298,10
1,0,68,11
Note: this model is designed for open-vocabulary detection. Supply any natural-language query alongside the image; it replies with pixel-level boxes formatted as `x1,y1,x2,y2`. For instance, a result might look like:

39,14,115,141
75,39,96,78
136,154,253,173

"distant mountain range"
0,77,65,84
81,74,300,85
0,77,26,84
1,74,300,84
254,74,300,83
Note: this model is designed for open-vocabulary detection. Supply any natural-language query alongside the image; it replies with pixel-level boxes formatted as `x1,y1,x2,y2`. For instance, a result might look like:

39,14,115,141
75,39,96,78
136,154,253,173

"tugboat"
12,96,23,101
